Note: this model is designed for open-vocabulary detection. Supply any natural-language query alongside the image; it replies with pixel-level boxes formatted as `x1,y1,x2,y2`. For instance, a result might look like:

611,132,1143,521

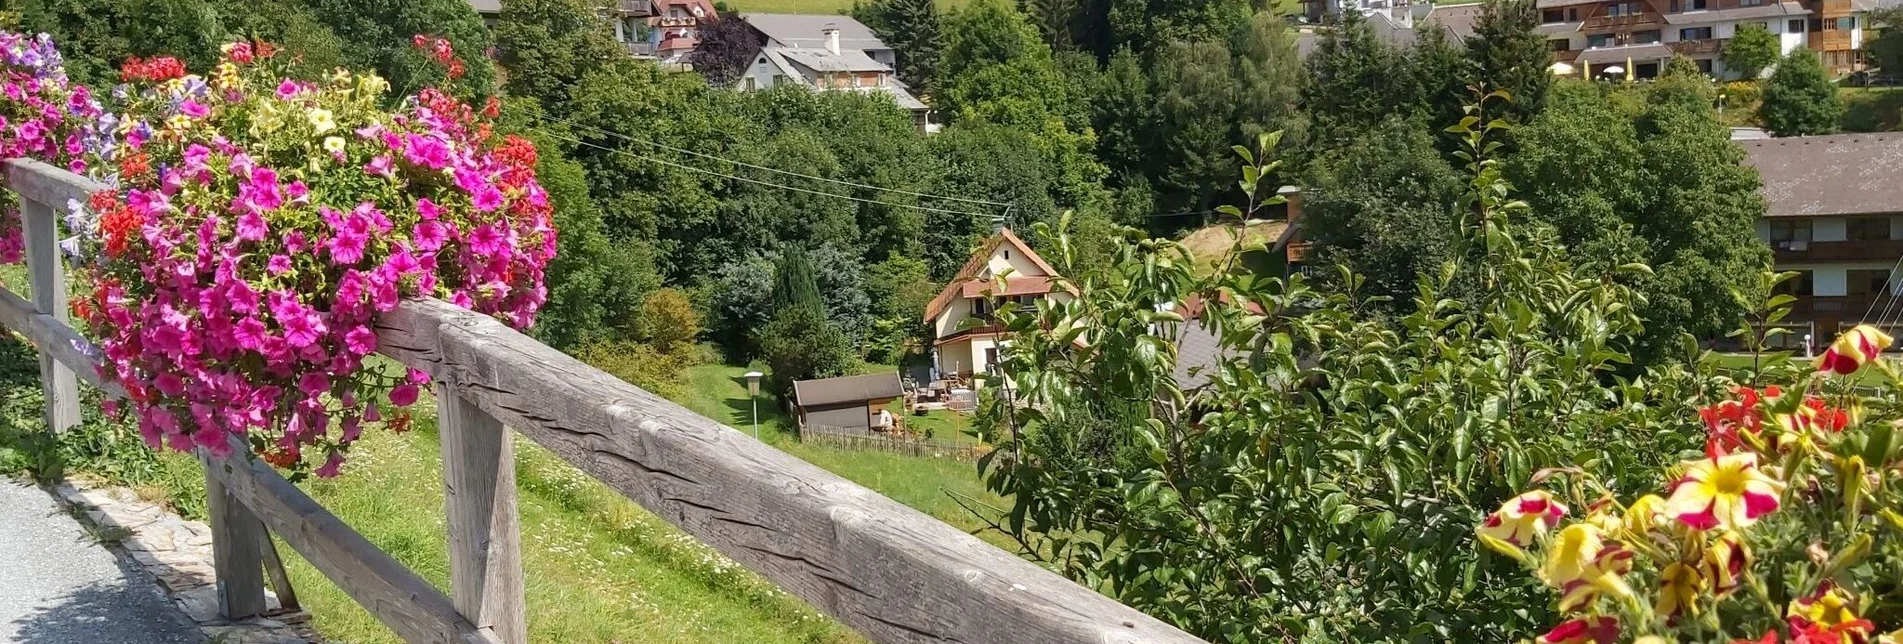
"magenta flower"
154,372,185,396
326,232,367,265
235,212,267,241
266,254,292,275
297,372,330,397
233,317,269,350
388,383,419,407
471,185,505,212
343,325,376,356
180,100,209,119
279,310,326,349
275,79,299,100
315,450,344,478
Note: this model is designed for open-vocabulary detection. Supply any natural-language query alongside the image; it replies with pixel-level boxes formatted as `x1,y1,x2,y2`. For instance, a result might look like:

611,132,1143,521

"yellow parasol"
1625,56,1634,81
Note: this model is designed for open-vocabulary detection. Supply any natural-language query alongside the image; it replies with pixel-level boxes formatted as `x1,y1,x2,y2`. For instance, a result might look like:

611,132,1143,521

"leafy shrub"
759,306,853,399
978,106,1716,641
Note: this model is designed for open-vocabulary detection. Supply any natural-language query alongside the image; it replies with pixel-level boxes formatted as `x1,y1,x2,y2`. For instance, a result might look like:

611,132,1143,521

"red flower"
1535,617,1618,644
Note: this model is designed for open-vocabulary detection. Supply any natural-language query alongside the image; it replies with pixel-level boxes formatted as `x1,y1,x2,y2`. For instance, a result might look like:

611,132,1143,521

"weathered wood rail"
0,158,1207,644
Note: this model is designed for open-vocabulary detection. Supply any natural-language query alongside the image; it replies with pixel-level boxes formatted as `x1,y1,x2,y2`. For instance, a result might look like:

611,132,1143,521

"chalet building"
1742,133,1903,343
736,14,931,132
923,230,1074,383
649,0,717,62
1537,0,1872,78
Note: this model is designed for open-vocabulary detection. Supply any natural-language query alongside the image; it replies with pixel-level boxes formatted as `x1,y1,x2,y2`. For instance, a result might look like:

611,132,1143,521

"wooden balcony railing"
0,158,1207,644
1772,239,1903,263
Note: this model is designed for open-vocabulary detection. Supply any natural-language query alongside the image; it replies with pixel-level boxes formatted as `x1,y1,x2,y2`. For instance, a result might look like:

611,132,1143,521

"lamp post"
744,371,763,440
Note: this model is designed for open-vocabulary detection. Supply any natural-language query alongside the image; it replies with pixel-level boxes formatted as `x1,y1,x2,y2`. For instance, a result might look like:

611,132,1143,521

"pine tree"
772,246,825,315
854,0,943,94
1465,0,1551,122
1761,48,1842,137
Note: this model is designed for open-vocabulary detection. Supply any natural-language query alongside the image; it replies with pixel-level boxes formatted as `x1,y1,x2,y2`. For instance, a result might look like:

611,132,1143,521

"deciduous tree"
1761,47,1843,136
1721,23,1779,80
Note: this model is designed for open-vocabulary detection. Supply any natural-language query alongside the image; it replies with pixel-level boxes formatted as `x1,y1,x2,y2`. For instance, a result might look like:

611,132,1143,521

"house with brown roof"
923,230,1074,383
1741,132,1903,342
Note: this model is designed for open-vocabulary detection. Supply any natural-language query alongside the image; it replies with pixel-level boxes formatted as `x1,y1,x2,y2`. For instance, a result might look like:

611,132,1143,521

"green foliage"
1865,6,1903,76
979,109,1713,641
1508,79,1771,366
1302,11,1419,147
298,0,498,99
760,306,854,398
1722,23,1780,80
11,0,347,85
1298,115,1469,304
864,253,939,363
637,288,703,354
493,0,630,115
1464,0,1550,121
772,246,825,314
1761,47,1844,137
852,0,943,94
705,254,777,361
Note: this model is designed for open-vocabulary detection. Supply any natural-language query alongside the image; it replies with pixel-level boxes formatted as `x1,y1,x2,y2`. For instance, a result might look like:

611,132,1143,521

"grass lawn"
112,398,858,644
722,0,969,14
1841,86,1903,133
678,363,1014,548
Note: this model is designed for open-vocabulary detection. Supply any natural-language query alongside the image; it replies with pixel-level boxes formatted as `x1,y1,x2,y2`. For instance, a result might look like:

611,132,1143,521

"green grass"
272,409,859,644
1841,86,1903,133
678,363,1013,548
722,0,969,14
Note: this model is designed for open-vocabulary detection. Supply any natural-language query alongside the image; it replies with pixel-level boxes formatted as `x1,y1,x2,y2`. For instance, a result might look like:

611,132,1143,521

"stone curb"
47,477,325,644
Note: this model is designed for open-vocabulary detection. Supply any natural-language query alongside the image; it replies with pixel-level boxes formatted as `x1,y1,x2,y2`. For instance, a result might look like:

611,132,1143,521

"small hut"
791,373,904,435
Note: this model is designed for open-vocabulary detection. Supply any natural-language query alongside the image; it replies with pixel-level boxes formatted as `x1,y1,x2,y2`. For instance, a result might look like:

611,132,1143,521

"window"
1689,0,1707,9
971,297,992,320
1836,16,1855,30
1791,18,1806,32
1550,38,1573,51
1740,0,1763,5
1588,32,1614,47
1680,26,1715,40
1768,219,1813,243
1849,217,1891,240
1849,269,1895,297
1634,29,1661,43
1543,8,1566,22
1568,7,1580,20
1606,2,1641,16
1636,61,1660,78
1696,58,1714,73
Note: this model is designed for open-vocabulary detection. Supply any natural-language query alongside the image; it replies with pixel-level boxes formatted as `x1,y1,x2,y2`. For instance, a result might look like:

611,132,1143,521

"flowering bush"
0,33,555,477
0,33,114,264
1479,321,1903,643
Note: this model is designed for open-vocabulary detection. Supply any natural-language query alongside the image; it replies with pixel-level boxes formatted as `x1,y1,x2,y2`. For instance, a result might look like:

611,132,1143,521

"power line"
540,130,999,219
549,116,1017,208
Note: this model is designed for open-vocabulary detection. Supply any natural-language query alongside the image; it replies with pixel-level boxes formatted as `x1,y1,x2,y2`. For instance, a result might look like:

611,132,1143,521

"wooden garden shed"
791,373,903,434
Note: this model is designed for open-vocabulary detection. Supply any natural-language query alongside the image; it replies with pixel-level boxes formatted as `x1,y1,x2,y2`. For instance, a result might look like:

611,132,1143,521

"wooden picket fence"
0,158,1206,643
801,425,989,462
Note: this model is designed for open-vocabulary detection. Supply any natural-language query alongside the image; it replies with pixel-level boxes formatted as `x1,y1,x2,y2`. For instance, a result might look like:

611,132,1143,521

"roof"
1426,3,1484,40
468,0,501,13
1731,127,1771,141
1180,221,1289,275
774,46,889,73
792,373,903,408
850,84,927,111
924,229,1065,324
1662,2,1808,24
1741,133,1903,218
741,13,891,51
1537,0,1608,8
1575,42,1675,65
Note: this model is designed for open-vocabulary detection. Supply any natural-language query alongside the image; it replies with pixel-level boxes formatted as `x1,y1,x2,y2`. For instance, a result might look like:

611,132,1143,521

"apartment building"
1538,0,1871,78
1742,133,1903,342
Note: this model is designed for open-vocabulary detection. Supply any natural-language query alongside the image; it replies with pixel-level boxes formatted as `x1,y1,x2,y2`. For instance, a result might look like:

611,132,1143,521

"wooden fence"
801,425,989,462
0,158,1207,644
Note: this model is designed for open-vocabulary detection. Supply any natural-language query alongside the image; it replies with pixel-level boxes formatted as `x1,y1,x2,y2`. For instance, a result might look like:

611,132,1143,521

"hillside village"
0,0,1900,643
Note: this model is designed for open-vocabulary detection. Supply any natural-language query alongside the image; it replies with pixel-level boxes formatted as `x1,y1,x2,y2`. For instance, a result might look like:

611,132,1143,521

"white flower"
307,108,336,135
323,136,346,154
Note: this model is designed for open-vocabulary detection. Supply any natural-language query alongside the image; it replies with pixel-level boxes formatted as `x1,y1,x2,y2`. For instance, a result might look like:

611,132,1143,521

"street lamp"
744,371,764,440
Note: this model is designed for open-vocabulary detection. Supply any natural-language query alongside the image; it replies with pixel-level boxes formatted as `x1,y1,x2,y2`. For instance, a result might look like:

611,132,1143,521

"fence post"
438,383,527,644
203,455,269,620
20,198,77,433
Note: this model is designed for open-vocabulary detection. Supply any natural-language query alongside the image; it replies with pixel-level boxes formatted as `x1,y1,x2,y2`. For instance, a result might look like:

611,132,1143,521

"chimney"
823,26,841,55
1277,185,1303,225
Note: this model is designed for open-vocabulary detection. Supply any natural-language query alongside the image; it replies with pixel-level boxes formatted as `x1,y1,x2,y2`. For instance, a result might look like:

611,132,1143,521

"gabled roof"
741,13,891,50
1662,2,1808,24
793,373,903,408
775,46,889,73
1741,133,1903,217
923,229,1064,324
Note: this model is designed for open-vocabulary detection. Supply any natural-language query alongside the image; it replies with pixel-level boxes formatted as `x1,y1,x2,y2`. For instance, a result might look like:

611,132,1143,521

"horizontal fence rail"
0,158,1208,643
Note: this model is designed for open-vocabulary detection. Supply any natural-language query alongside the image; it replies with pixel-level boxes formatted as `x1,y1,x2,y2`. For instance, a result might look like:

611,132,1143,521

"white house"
736,14,931,131
923,230,1074,382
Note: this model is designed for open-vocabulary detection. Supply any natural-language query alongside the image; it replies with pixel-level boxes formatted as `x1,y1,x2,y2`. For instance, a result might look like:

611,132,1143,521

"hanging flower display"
0,32,553,477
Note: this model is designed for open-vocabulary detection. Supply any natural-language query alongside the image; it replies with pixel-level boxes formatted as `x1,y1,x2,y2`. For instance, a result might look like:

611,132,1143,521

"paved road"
0,479,203,644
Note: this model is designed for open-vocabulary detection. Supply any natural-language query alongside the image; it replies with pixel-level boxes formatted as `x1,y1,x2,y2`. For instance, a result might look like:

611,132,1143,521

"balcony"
1786,295,1886,322
1771,239,1903,263
1585,13,1665,29
1669,37,1727,55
